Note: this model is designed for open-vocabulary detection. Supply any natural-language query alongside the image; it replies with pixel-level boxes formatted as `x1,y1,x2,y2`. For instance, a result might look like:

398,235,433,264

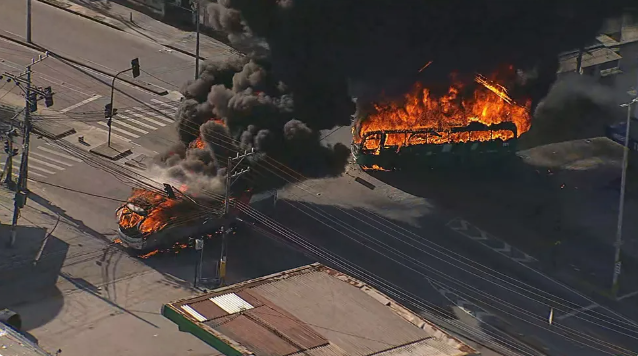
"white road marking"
617,290,638,301
30,151,75,167
97,122,140,138
126,110,167,126
143,108,175,123
25,164,57,175
38,146,83,162
88,126,132,143
59,95,102,113
150,98,178,110
28,157,66,171
447,217,638,327
556,303,599,321
110,120,149,134
118,115,157,130
0,162,46,177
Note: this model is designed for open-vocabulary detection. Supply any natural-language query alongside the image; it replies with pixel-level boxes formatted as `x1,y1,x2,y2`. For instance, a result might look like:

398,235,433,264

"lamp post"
612,96,638,296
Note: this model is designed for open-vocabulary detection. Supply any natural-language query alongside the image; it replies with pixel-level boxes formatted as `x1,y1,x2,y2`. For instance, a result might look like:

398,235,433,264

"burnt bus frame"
352,122,518,170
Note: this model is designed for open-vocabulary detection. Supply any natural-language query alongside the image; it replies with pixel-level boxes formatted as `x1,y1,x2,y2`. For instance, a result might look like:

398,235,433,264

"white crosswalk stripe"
38,146,83,162
0,162,47,178
30,151,74,167
143,108,175,123
110,120,149,134
150,99,178,111
0,145,82,180
118,115,157,130
125,110,167,127
97,122,140,138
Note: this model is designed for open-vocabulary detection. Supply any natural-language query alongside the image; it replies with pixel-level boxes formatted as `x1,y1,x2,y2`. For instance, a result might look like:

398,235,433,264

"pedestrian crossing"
95,99,179,143
0,143,83,181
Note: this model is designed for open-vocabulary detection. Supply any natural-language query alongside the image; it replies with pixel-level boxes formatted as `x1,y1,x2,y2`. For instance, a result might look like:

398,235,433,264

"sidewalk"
36,0,243,63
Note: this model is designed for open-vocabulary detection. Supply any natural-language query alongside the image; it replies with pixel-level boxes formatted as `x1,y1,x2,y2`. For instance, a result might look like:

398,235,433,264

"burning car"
352,69,533,170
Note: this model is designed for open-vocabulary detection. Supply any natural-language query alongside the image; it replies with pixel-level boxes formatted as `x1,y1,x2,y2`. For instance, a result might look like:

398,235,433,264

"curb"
36,0,125,32
0,33,168,96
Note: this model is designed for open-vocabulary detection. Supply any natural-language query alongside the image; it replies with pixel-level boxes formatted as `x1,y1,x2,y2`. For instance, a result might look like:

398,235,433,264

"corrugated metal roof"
0,324,51,356
216,314,299,356
373,338,467,356
189,299,228,320
251,271,429,356
180,304,207,322
288,343,349,356
210,293,254,314
244,304,328,350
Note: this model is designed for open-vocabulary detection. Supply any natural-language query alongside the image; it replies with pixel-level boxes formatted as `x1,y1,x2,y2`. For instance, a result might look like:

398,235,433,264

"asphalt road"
0,2,636,355
0,0,194,91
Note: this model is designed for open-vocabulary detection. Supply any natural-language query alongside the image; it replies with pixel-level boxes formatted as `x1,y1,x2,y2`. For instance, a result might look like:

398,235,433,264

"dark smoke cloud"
208,0,634,107
156,0,635,194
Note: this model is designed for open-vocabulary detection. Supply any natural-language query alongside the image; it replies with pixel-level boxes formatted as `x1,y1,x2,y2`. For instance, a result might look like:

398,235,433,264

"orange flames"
356,69,532,148
116,188,180,236
189,136,206,149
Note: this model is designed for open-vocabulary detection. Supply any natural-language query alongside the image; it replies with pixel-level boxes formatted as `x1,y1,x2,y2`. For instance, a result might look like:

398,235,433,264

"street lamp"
106,58,140,147
612,96,638,296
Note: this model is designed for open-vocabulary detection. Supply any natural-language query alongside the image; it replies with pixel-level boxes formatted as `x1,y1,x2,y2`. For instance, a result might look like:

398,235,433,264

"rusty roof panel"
216,314,300,356
373,338,468,356
189,299,228,320
235,289,265,308
288,343,349,356
251,271,429,356
245,304,328,350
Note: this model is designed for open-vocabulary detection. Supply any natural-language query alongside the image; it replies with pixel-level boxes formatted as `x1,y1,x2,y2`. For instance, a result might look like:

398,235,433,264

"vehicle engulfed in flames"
352,68,533,170
116,188,229,251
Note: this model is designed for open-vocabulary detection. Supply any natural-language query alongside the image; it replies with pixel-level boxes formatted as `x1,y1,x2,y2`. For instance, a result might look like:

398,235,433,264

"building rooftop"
162,263,477,356
0,323,51,356
557,47,622,74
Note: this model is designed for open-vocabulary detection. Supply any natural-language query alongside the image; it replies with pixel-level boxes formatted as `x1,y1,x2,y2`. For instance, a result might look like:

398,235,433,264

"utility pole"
212,149,253,287
612,96,638,296
3,52,54,247
191,0,201,80
106,58,140,147
26,0,32,43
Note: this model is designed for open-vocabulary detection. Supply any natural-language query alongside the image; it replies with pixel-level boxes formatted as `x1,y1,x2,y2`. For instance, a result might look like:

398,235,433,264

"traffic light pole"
107,68,130,147
106,59,140,147
213,150,253,287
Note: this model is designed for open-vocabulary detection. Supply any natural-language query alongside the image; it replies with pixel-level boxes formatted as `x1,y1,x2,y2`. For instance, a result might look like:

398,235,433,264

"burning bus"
352,69,533,170
115,187,259,252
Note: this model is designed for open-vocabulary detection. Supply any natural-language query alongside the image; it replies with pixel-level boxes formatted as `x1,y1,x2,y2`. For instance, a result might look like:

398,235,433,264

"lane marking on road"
150,98,178,110
97,122,140,138
118,115,158,130
38,146,84,162
144,108,175,123
0,162,47,177
30,151,74,166
24,164,57,175
126,110,167,126
447,217,638,327
555,303,599,321
28,157,66,171
59,95,102,113
110,120,149,134
617,290,638,301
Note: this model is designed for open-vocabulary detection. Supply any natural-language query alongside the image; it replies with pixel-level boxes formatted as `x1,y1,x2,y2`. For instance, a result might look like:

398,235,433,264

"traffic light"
43,86,53,107
28,92,37,113
11,148,18,156
104,103,112,118
163,183,176,199
112,108,118,117
4,141,9,154
131,58,140,78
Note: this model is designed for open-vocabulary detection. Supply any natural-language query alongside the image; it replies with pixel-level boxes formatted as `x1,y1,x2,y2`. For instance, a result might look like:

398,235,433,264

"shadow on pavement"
0,224,67,330
364,136,638,299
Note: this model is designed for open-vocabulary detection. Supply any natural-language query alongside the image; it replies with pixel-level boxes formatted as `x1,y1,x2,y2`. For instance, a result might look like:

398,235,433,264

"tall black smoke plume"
156,0,635,194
